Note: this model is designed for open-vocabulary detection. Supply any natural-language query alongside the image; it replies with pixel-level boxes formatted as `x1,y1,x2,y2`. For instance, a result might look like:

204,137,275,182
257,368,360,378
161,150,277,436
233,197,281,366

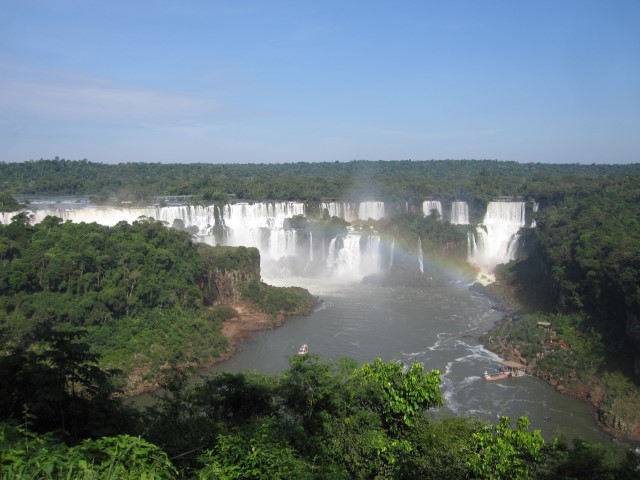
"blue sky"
1,1,639,164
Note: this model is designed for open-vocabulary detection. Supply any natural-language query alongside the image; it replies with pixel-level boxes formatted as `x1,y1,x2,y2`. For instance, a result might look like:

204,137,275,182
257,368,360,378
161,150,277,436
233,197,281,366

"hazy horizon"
2,1,639,165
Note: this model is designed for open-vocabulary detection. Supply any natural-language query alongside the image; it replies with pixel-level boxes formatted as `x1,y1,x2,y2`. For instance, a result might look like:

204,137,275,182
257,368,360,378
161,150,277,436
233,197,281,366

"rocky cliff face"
197,245,261,305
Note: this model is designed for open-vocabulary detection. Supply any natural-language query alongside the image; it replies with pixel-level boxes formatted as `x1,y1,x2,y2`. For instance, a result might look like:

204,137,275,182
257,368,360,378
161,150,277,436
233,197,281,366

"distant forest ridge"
2,158,640,205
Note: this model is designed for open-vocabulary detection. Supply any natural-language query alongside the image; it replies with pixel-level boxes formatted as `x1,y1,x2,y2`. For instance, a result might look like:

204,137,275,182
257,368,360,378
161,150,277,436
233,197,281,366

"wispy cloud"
0,67,219,127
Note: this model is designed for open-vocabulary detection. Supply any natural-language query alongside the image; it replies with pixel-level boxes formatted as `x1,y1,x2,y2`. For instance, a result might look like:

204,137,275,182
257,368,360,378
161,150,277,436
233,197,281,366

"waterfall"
11,199,390,281
469,201,526,271
320,201,357,221
326,233,381,280
450,201,469,225
326,235,360,280
531,202,539,228
9,196,533,282
220,202,304,263
20,201,305,270
328,237,338,267
358,201,385,221
418,237,424,273
9,204,220,235
467,231,477,259
1,212,17,224
422,200,443,220
319,200,384,221
26,206,160,227
266,228,297,261
362,235,381,277
216,205,224,227
389,239,395,270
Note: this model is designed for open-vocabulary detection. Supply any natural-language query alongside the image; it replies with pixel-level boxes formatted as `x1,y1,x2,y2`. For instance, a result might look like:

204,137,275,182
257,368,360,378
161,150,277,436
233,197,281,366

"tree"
467,416,544,480
354,358,443,432
197,418,314,480
0,324,129,441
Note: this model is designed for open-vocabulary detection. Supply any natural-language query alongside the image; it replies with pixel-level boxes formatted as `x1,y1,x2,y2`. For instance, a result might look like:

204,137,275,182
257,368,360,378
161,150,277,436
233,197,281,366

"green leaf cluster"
0,423,177,479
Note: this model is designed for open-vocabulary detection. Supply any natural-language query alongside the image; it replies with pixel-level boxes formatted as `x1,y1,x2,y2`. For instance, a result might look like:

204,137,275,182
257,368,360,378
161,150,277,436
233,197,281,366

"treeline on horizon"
2,157,640,206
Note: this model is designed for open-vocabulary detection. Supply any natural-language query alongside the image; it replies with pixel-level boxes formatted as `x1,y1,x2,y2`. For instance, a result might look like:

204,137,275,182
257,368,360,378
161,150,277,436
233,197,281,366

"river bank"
474,281,640,444
125,297,318,398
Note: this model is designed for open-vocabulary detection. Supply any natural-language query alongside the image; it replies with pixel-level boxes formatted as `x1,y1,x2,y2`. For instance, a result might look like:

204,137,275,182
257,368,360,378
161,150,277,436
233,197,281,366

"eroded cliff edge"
196,244,317,352
126,245,316,396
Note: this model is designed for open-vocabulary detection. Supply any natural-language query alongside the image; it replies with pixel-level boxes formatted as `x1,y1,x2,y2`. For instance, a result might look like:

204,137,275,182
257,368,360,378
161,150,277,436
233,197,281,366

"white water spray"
422,200,443,220
358,201,385,221
320,202,358,222
469,201,526,272
326,233,381,280
450,201,469,225
389,239,395,270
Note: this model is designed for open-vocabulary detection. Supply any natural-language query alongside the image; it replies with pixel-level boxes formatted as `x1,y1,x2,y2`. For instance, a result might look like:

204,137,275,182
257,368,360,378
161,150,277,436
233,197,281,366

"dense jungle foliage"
2,354,638,479
484,164,640,437
0,215,312,395
0,192,23,212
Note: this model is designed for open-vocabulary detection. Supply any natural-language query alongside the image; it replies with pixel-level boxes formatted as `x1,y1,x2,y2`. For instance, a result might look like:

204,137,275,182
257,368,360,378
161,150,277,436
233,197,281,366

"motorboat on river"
298,344,309,355
483,370,510,381
483,361,525,381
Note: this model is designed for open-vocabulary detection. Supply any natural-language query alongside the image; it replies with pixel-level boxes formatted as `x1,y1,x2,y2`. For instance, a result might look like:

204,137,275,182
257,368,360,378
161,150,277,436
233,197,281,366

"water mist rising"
468,201,526,271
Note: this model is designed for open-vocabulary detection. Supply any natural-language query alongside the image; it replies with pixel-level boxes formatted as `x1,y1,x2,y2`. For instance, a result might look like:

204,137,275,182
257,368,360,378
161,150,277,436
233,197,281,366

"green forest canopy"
2,158,639,205
0,216,313,395
2,354,638,479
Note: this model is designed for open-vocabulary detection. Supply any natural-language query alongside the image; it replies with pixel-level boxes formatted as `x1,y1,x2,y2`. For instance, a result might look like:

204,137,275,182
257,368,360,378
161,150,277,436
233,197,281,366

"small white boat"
298,344,309,355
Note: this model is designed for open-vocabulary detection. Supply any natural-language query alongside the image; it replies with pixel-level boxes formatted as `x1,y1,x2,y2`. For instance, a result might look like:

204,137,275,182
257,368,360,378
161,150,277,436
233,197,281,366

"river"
196,274,619,446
